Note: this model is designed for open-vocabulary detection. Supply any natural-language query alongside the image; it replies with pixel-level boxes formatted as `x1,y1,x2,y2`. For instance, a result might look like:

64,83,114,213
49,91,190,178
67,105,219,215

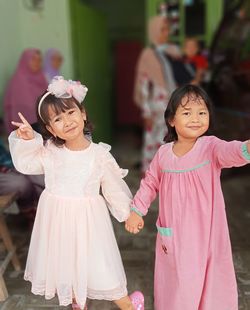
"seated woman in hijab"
43,48,63,83
0,119,44,228
3,48,48,134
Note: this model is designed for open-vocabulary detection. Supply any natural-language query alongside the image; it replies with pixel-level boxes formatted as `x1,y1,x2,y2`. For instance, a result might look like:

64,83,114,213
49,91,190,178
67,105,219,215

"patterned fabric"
140,79,169,172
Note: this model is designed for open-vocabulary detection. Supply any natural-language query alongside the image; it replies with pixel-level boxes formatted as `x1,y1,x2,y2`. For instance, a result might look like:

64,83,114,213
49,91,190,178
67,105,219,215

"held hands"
11,112,35,140
125,211,144,234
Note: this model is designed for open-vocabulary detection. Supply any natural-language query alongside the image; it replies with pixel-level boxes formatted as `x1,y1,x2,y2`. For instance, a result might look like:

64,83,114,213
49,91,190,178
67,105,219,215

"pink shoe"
129,291,144,310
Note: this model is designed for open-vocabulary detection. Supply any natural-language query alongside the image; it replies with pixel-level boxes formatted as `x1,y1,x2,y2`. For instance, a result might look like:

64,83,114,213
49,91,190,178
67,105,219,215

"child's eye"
200,111,207,115
183,112,190,116
68,110,75,115
54,117,61,123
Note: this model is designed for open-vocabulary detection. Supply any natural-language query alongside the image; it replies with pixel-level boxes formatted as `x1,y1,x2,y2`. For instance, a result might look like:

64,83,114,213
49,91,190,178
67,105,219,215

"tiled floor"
0,134,250,309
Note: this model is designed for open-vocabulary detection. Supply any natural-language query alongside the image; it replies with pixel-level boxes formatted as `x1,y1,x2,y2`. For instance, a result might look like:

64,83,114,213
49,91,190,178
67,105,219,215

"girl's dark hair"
36,92,93,146
164,84,214,142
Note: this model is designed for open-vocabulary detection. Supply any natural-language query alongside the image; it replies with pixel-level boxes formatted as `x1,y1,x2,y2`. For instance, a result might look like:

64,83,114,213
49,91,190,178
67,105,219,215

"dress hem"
24,276,128,308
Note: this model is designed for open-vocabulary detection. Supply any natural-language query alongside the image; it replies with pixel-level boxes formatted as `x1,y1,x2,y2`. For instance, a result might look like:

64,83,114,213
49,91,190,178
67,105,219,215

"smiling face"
46,103,86,142
169,94,210,142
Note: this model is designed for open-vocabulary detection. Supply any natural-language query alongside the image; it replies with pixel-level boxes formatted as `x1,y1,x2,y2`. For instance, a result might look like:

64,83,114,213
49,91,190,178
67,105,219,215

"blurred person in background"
183,37,208,85
0,120,44,227
43,48,63,83
133,15,181,173
3,48,47,134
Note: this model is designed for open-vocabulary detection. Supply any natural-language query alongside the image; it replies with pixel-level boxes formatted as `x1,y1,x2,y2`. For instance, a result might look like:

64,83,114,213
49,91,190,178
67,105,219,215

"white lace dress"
9,131,132,309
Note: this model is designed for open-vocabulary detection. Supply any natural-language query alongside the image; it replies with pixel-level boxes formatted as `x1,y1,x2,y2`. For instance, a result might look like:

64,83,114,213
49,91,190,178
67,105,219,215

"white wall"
0,0,73,116
0,1,22,115
18,0,73,78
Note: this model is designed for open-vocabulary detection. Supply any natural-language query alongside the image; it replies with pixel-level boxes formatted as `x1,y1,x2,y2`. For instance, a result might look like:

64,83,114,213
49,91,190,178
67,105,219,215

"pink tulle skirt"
24,190,127,309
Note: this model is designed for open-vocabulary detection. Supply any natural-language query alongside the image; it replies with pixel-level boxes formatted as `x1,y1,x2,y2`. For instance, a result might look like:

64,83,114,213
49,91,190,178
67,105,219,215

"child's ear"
82,110,87,121
46,125,56,137
168,118,175,127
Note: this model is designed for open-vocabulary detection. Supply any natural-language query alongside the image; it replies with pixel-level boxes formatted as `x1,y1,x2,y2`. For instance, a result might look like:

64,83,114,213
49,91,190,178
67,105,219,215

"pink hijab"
4,49,48,134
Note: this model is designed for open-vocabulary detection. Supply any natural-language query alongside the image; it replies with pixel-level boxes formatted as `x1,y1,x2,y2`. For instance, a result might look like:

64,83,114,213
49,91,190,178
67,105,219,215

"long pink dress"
9,132,132,309
131,135,250,310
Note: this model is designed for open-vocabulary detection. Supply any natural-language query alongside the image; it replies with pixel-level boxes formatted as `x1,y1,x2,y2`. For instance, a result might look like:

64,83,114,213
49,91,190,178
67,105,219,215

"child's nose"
63,115,72,126
191,115,199,122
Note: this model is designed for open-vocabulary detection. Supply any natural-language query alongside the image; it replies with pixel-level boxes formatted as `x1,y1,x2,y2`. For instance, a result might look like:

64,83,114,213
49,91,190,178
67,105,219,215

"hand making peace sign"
11,112,35,140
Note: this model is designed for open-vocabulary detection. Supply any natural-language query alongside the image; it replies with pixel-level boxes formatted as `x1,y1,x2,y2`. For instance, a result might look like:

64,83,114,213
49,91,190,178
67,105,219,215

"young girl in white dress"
9,76,144,310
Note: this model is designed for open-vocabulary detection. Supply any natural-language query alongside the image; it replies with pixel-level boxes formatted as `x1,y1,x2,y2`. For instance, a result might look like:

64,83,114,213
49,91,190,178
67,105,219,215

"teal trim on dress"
157,225,172,236
242,143,250,160
131,207,144,217
162,160,210,173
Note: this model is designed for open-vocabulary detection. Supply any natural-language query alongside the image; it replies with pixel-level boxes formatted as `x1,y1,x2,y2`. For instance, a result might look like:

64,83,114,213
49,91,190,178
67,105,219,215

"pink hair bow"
48,76,88,103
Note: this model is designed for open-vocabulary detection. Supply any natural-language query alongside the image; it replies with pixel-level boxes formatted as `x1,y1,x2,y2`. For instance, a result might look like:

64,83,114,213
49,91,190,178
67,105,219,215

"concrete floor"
0,135,250,310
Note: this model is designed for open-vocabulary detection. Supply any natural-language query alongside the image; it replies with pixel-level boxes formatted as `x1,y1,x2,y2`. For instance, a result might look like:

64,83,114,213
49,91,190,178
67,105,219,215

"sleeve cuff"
131,206,144,217
242,143,250,161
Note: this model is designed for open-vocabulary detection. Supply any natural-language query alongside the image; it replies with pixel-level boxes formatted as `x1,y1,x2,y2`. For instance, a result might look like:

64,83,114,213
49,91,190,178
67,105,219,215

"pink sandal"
129,291,144,310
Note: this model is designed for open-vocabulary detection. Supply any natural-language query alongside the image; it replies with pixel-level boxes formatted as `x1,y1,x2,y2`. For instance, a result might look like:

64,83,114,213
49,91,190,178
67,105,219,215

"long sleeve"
100,143,132,222
131,149,161,216
212,136,250,169
8,131,45,175
141,77,153,118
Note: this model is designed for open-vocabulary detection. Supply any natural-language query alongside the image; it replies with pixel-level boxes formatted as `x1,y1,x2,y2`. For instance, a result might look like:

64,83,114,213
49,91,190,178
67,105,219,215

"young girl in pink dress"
8,76,144,310
125,84,250,310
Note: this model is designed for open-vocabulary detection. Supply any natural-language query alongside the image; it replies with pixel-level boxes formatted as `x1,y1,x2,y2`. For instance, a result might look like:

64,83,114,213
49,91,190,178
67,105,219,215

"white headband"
38,91,52,122
38,76,88,122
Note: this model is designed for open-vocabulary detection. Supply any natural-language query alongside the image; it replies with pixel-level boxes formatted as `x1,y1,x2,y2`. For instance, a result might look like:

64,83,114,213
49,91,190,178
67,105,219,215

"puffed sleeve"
131,149,161,217
8,131,45,175
99,143,132,222
211,136,250,169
